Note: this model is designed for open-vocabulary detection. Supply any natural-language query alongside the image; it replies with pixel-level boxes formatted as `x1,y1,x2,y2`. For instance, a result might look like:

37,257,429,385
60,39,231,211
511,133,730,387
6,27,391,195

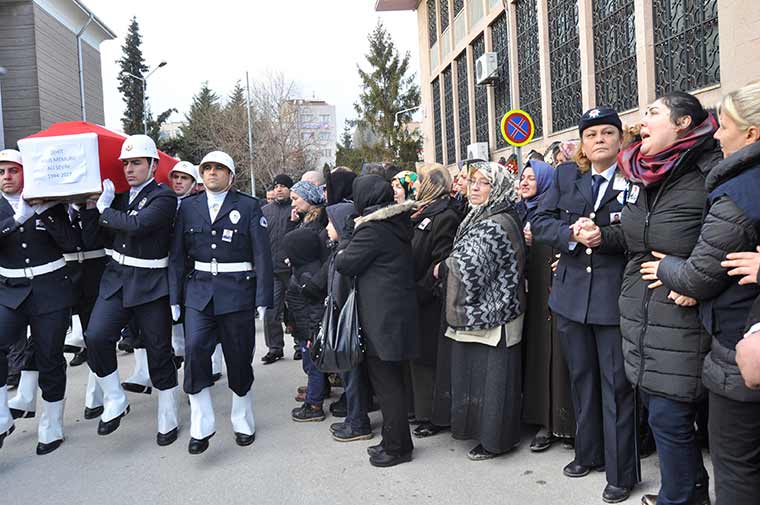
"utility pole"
245,71,256,196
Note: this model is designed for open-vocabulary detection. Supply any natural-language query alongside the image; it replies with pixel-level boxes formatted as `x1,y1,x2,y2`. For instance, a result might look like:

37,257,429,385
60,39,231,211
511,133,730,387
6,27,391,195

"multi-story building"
0,0,115,149
376,0,760,166
288,99,337,170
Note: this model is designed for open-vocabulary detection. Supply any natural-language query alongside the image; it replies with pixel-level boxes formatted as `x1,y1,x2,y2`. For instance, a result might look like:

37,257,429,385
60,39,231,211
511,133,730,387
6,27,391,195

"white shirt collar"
206,190,228,208
593,163,617,182
2,192,20,211
129,178,154,202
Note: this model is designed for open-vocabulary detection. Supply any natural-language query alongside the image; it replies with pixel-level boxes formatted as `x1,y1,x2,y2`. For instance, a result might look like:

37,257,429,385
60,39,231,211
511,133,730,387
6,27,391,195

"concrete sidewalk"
1,326,710,505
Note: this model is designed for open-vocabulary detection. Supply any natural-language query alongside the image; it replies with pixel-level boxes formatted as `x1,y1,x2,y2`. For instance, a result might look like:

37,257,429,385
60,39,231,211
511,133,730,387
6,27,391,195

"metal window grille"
491,13,511,149
593,0,638,111
443,65,456,164
454,0,464,15
432,77,443,163
428,0,438,47
516,0,543,138
440,0,450,33
548,0,582,132
456,51,471,159
653,0,720,95
471,34,490,144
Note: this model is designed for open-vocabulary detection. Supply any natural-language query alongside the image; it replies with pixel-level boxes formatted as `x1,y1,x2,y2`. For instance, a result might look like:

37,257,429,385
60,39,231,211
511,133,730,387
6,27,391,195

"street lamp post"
124,61,167,134
0,66,6,149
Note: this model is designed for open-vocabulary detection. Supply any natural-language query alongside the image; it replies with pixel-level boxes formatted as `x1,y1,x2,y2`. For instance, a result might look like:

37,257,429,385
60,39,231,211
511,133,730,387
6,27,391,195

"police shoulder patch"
260,216,268,228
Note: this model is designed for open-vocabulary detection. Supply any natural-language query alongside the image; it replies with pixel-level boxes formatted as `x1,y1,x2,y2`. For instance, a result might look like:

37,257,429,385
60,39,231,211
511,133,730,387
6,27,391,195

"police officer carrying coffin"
169,151,273,454
81,134,180,446
532,107,638,504
0,148,81,455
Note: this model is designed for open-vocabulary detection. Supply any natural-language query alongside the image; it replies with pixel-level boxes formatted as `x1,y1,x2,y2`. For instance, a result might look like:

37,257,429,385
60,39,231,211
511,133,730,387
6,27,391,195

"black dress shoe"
0,424,15,449
260,350,283,365
369,447,412,467
530,431,554,452
211,373,222,383
156,427,178,446
641,495,657,505
234,432,256,446
293,349,302,360
97,406,129,436
188,433,215,454
122,382,152,394
173,356,184,370
63,345,82,354
83,406,104,420
117,339,135,353
367,443,383,457
69,349,87,367
602,484,632,504
6,374,19,390
329,397,347,418
36,439,63,455
413,422,446,439
563,460,605,478
10,408,35,419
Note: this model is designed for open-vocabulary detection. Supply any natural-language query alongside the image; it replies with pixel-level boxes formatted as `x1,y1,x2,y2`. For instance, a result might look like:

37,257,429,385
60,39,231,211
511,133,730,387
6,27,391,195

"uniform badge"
222,229,234,243
230,210,241,224
35,219,46,231
138,197,147,209
260,216,268,228
417,217,432,230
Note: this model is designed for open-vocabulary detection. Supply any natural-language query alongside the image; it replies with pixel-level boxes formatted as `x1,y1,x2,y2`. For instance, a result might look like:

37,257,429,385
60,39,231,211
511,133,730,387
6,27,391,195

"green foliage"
178,82,222,163
117,17,148,135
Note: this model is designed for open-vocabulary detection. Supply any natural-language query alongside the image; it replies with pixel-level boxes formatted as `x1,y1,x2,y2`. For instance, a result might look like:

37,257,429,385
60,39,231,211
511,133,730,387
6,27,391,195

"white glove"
171,305,181,322
96,179,116,213
13,198,35,225
257,306,266,320
34,201,56,215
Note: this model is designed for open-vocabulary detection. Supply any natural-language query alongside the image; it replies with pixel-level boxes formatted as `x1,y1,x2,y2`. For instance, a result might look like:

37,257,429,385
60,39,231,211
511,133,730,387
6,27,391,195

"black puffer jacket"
283,228,325,343
658,141,760,402
261,199,296,274
609,140,721,402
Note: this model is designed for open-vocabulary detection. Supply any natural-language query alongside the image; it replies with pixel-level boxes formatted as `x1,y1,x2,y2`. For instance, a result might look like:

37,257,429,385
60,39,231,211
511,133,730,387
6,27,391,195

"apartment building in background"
376,0,760,166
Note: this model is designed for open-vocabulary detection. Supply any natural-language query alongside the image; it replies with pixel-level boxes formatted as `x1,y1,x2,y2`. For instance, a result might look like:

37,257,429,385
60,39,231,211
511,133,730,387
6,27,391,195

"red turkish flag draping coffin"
18,121,177,201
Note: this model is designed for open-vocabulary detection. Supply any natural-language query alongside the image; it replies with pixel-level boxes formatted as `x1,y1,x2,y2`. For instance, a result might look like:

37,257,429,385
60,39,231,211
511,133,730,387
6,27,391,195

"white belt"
0,257,67,279
104,248,169,269
63,249,107,263
194,260,253,276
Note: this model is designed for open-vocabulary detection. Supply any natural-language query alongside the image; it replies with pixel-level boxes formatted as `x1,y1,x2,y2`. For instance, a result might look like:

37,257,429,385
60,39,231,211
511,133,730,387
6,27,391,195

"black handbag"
311,280,364,372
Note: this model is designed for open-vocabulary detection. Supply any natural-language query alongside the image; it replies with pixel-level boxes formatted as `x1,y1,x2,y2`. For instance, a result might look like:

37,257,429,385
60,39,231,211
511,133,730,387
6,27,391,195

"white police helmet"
199,151,235,176
0,149,23,166
119,134,159,161
169,161,198,181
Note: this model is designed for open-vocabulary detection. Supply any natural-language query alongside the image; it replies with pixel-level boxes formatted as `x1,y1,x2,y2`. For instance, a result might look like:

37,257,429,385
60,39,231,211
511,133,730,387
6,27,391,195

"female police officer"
532,107,638,504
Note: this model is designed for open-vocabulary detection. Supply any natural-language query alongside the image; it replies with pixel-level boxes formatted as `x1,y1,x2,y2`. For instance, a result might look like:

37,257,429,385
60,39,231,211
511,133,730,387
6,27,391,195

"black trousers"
366,356,413,456
556,315,638,488
85,293,177,391
263,272,289,352
184,303,255,396
709,392,760,505
0,303,70,401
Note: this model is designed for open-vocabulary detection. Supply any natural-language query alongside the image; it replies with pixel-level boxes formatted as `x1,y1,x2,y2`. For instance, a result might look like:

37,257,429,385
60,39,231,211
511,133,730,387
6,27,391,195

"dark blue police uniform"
169,189,273,396
82,180,178,391
532,161,638,490
0,202,80,403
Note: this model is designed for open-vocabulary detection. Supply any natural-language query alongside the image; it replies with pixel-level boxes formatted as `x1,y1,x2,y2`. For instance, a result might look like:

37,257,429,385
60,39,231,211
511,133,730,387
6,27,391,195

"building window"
471,34,489,145
319,132,330,141
443,65,456,164
593,0,638,112
320,114,330,124
456,51,471,159
468,0,484,29
303,132,314,141
427,0,438,47
432,77,443,164
548,0,582,133
440,0,450,33
491,13,511,150
653,0,719,95
516,0,543,138
453,0,463,15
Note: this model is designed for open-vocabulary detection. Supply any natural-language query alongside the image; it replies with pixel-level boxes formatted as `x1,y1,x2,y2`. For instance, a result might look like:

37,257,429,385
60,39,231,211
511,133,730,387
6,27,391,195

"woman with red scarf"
608,91,721,505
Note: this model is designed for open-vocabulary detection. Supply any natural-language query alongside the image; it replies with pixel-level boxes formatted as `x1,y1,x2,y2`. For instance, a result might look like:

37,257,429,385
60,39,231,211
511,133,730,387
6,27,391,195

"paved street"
1,325,710,505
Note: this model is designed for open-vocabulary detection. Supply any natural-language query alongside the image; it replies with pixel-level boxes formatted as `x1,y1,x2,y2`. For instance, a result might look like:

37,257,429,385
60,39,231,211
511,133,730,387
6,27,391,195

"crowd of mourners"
257,81,760,505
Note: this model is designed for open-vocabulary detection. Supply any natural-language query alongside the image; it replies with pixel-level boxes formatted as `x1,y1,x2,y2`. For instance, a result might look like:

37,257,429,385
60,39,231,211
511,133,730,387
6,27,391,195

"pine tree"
117,17,148,135
354,21,420,163
179,82,222,163
335,123,364,170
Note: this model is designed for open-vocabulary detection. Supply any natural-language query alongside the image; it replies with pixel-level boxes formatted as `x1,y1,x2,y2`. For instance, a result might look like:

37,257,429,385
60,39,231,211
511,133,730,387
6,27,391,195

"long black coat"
336,175,418,362
411,198,459,367
603,140,721,402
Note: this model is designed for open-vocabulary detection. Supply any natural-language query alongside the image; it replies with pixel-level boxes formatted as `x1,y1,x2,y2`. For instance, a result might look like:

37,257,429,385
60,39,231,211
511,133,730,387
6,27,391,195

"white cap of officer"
119,134,159,161
0,149,23,166
199,151,235,176
169,161,198,181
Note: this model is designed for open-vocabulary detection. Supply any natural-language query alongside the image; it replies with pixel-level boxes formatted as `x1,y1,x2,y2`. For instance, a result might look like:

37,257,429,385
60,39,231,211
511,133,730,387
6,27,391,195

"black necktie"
591,174,604,206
